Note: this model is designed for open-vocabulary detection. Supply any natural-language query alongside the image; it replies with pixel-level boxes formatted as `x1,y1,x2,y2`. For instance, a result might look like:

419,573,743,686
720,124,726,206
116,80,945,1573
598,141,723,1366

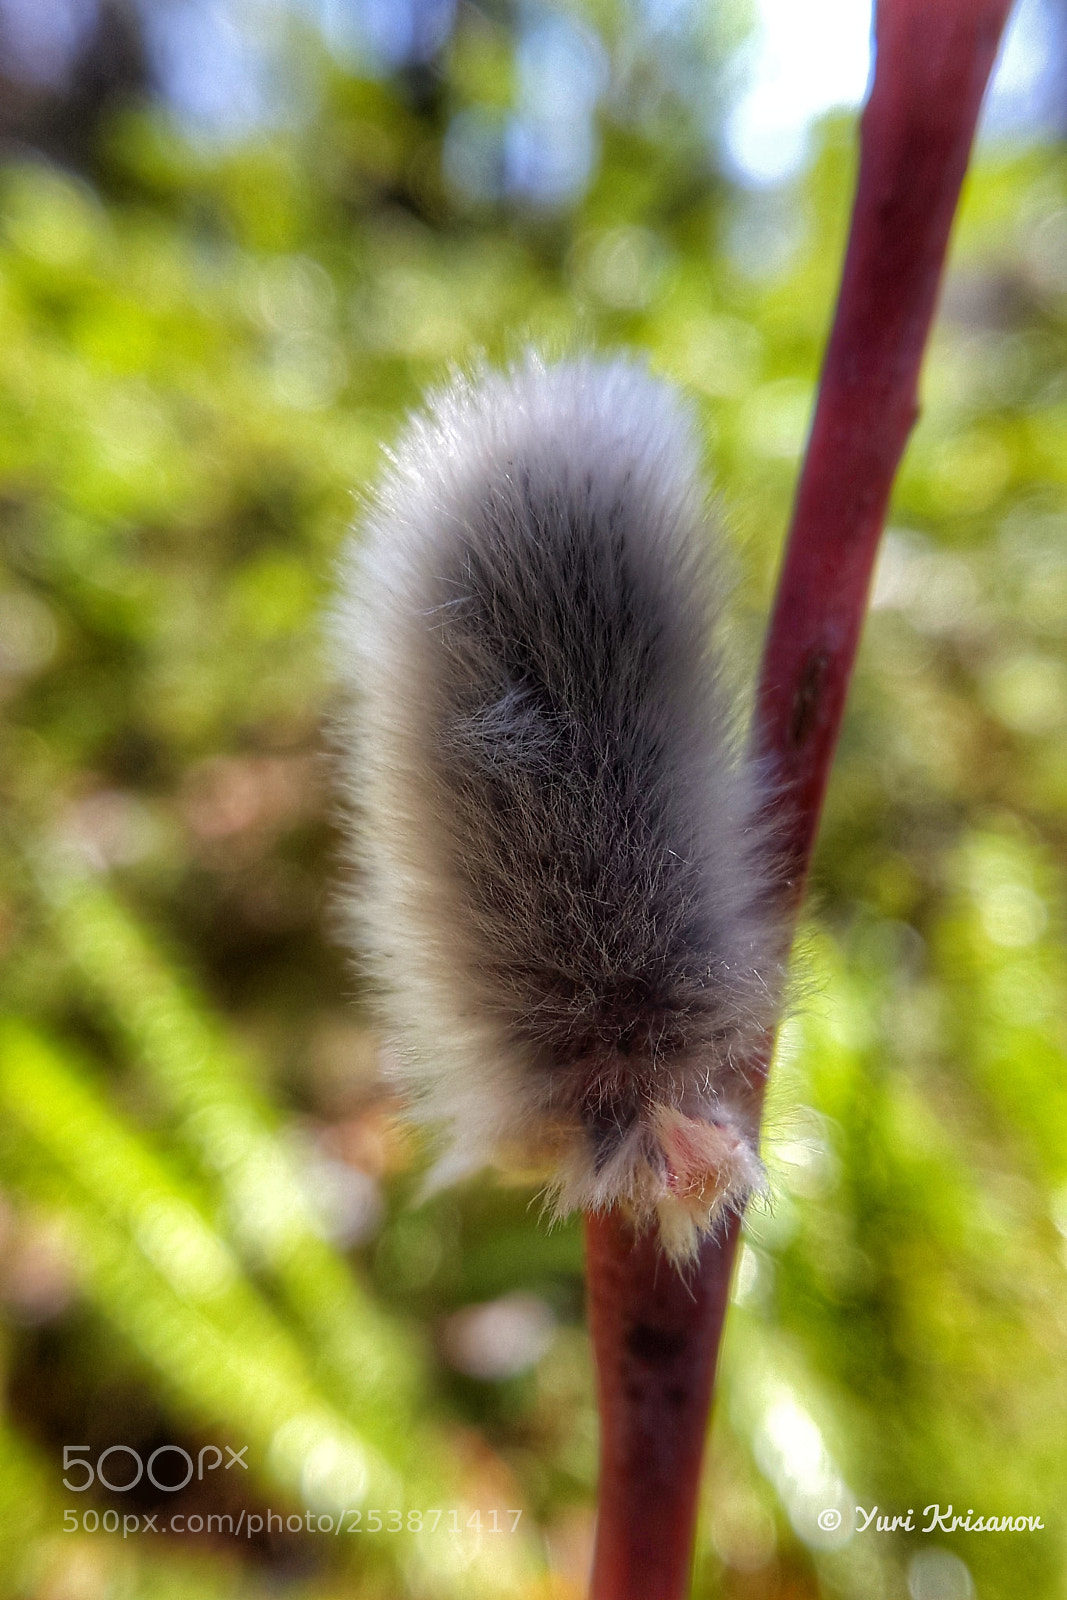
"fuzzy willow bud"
332,353,784,1262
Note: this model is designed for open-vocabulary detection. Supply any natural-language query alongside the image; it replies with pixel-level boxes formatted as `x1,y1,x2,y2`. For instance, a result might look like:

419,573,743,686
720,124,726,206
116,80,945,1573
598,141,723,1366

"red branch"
585,4,1014,1597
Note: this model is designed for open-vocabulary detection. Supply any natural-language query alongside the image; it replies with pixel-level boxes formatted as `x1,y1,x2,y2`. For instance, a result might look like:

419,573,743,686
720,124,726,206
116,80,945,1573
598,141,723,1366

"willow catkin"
332,353,785,1262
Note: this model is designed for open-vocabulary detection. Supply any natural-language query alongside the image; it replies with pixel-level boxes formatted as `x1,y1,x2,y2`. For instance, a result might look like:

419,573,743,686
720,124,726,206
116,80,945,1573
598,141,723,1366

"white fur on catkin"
332,352,785,1262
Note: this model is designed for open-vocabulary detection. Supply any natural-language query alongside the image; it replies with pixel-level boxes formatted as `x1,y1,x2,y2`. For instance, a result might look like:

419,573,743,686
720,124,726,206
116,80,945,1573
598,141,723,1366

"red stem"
585,4,1014,1597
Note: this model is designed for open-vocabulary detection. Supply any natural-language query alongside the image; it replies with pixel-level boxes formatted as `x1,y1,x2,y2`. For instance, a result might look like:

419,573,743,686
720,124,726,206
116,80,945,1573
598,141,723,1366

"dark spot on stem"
626,1322,687,1364
789,651,829,747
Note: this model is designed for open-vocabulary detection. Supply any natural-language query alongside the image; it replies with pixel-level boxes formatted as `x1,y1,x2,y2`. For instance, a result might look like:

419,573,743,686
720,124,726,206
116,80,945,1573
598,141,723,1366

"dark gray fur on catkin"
332,352,785,1260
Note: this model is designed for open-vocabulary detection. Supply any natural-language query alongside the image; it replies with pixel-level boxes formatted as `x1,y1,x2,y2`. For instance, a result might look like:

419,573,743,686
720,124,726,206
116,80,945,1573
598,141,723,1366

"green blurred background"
1,1,1067,1595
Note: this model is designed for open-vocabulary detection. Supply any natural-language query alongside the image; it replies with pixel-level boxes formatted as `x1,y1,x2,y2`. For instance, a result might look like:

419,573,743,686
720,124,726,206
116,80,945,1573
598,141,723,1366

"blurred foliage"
1,1,1066,1597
